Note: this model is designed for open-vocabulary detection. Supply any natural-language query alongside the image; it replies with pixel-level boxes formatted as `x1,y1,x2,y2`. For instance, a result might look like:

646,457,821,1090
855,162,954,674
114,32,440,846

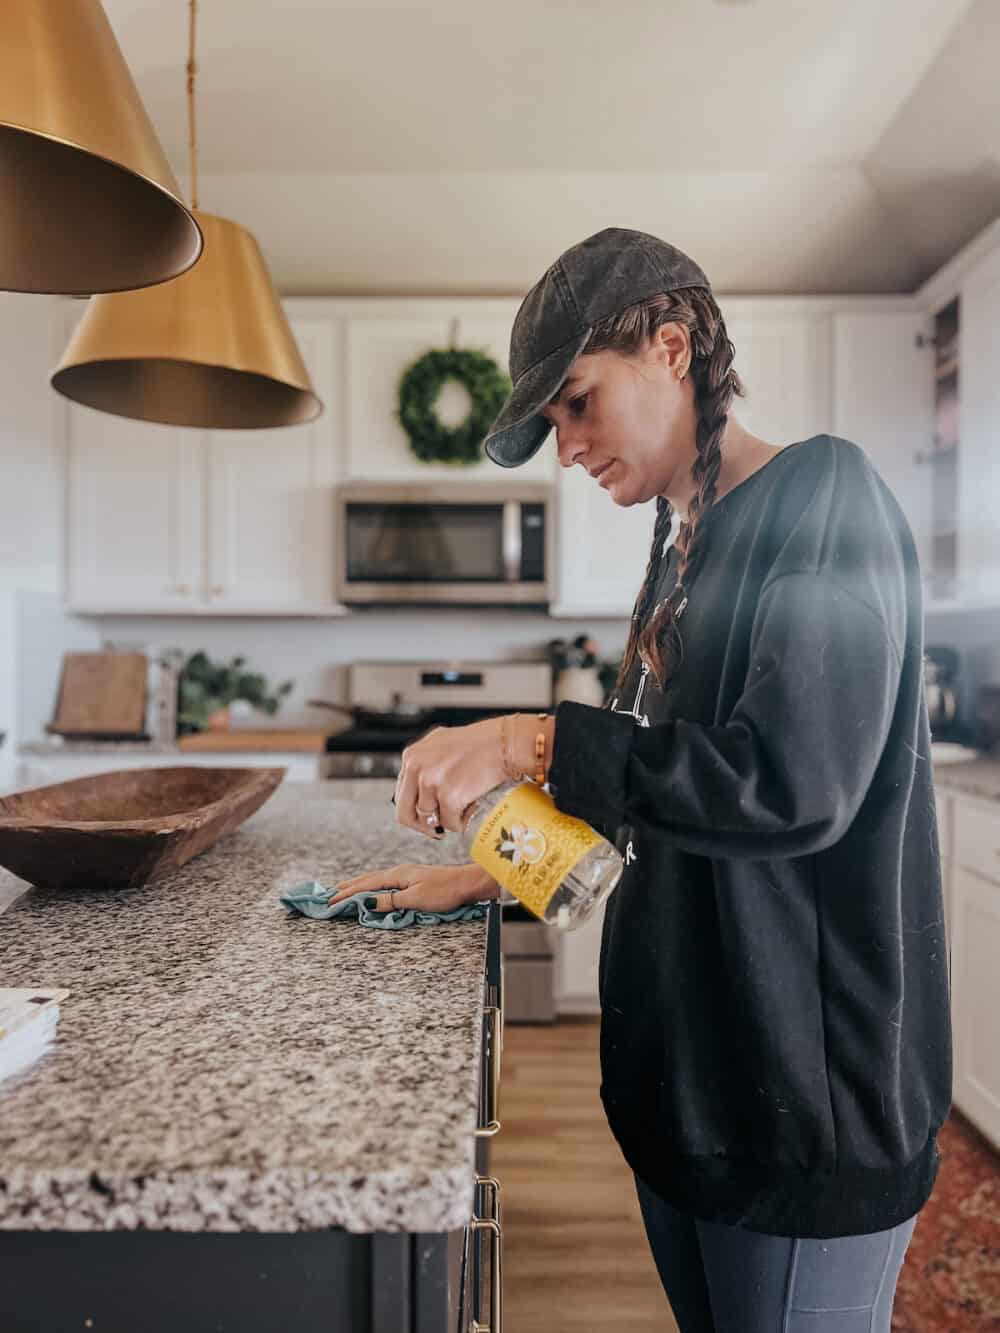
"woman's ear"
652,322,691,380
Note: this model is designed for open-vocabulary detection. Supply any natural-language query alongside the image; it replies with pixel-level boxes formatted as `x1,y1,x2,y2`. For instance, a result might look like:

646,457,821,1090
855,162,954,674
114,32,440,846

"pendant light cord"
186,0,199,210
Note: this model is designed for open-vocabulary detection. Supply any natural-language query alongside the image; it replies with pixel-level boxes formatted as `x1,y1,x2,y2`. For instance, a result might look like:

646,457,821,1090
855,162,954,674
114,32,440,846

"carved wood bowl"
0,766,286,890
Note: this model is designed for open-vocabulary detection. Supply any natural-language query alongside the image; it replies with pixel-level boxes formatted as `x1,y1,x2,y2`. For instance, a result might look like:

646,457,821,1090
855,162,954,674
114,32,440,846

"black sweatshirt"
547,434,952,1239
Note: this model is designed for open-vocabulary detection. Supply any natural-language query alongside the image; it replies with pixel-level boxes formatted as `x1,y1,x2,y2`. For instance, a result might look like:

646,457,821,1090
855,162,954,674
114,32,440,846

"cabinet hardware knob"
209,585,224,595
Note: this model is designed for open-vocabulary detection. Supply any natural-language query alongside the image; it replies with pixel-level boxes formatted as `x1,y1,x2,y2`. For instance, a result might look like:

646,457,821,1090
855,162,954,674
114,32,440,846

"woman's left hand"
394,716,509,837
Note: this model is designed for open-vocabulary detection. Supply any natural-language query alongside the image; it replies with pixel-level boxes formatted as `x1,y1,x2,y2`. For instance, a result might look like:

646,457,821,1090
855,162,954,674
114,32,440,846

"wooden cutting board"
177,729,335,753
46,652,148,738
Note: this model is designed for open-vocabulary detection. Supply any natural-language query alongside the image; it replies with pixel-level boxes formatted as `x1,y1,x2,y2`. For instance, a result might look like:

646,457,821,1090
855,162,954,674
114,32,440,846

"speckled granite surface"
932,756,1000,803
0,780,490,1234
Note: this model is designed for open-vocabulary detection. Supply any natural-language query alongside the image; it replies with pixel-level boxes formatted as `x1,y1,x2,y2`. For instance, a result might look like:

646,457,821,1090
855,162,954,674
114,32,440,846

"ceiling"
100,0,1000,295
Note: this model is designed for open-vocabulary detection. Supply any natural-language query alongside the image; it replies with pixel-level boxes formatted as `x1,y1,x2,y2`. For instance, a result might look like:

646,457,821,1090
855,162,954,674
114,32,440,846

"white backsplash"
10,605,630,748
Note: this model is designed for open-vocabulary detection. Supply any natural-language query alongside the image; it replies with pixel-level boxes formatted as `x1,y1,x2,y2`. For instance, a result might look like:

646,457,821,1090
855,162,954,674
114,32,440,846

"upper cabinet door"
959,246,1000,608
344,304,557,482
719,307,832,444
554,468,662,617
205,319,340,611
831,310,934,580
67,404,202,611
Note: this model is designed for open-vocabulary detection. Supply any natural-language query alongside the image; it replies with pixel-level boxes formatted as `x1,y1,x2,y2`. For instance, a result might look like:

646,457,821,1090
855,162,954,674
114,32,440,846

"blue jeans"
634,1173,917,1333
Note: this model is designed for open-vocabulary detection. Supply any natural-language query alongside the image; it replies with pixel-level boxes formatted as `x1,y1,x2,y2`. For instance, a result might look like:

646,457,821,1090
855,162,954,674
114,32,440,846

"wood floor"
490,1014,679,1333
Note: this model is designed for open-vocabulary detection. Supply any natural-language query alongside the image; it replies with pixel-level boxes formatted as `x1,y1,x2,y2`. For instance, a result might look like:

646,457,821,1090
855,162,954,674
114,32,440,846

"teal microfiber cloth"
280,880,488,930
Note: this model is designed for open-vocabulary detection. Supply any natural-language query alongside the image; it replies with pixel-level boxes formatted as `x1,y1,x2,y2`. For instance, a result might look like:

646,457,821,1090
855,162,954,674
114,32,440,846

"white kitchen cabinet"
66,317,343,616
935,785,953,969
553,468,661,617
950,858,1000,1149
831,310,934,577
719,304,833,445
67,411,203,611
957,244,1000,607
946,793,1000,1149
343,301,555,483
556,894,607,1014
205,320,339,612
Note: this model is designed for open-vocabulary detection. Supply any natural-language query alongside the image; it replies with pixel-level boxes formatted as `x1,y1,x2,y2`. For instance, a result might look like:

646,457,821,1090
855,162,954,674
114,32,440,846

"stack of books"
0,988,69,1081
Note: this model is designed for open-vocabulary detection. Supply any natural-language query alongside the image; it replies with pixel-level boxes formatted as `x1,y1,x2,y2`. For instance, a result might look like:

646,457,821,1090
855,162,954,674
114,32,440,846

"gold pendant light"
50,1,323,429
1,0,202,295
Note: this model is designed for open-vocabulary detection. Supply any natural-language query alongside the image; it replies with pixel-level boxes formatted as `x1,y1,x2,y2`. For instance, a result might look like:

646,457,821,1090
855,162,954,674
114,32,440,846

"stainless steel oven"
334,482,553,606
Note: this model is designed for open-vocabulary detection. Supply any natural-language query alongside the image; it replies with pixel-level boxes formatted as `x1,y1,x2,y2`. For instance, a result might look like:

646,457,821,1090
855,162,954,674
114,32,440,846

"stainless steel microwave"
334,481,554,606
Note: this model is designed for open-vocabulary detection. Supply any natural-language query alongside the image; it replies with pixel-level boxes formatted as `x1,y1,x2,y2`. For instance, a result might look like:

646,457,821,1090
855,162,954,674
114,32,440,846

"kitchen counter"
0,780,490,1235
932,754,1000,803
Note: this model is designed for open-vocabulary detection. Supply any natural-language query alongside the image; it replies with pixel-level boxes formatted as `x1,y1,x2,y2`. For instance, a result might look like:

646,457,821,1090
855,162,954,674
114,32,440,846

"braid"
613,495,674,696
604,290,746,698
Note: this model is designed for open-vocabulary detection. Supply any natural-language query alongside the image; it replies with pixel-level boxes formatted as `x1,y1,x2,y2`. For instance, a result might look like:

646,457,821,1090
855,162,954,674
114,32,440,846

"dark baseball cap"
483,227,711,468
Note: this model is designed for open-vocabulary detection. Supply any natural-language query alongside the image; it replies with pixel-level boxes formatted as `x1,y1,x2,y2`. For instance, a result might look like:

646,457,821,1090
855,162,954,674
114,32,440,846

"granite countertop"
0,781,490,1235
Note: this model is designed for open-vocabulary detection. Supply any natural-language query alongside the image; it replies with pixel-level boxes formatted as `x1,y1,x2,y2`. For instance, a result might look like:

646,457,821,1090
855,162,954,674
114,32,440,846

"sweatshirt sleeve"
547,571,903,860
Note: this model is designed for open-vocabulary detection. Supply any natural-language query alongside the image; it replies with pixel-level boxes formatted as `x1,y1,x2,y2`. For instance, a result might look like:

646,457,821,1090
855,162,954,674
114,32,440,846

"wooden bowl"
0,766,285,890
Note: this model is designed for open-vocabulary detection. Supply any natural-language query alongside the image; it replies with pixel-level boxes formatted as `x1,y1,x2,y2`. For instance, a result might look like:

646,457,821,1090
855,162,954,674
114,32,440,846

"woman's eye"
568,393,588,416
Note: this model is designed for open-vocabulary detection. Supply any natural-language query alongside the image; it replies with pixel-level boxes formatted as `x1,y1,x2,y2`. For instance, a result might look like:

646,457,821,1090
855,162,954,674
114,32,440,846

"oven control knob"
354,754,375,776
388,755,402,776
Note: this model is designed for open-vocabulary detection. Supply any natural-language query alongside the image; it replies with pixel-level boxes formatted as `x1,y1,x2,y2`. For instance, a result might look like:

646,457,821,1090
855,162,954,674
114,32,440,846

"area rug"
891,1110,999,1331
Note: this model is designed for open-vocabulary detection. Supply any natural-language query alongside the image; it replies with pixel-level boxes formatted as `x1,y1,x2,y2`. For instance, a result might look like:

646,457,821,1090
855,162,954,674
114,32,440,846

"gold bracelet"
501,713,523,780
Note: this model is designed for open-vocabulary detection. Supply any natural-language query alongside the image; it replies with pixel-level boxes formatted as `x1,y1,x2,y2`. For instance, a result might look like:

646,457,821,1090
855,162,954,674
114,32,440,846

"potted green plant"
176,651,294,734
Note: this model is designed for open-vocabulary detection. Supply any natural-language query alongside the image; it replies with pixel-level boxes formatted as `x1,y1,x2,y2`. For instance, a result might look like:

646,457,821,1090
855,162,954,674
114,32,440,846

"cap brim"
483,329,592,467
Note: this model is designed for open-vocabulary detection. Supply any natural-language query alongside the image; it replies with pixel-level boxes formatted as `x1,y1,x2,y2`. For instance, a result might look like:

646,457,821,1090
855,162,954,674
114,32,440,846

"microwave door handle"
502,503,521,583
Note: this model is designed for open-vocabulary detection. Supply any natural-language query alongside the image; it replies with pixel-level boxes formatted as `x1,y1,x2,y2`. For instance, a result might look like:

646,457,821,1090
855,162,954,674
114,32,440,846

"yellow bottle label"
469,783,603,919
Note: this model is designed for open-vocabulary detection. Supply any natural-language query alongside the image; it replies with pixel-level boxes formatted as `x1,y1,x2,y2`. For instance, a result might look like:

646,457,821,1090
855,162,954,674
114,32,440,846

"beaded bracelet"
533,713,548,785
500,713,549,784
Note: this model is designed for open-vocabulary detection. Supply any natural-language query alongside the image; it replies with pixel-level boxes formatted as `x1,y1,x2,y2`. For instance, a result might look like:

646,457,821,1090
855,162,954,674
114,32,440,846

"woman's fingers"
327,864,413,903
325,864,477,915
394,745,444,839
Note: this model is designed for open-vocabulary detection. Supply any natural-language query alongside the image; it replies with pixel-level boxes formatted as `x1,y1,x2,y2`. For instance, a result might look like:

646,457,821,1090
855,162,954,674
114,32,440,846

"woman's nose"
555,427,586,470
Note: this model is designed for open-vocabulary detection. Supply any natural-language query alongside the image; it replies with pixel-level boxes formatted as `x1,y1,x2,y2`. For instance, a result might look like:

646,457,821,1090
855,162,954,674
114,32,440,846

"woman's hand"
327,862,499,914
394,713,556,838
394,717,509,837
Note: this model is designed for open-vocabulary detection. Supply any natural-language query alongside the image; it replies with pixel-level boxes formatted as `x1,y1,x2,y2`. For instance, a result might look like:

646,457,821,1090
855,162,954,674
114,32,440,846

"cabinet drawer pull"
475,1005,502,1137
472,1173,503,1333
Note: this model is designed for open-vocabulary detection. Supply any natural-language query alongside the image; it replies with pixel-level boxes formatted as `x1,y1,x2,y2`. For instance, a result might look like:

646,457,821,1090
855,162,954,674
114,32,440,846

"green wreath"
397,347,511,465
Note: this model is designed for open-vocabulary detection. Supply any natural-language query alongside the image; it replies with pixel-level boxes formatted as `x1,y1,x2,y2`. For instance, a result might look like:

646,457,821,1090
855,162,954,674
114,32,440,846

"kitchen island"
0,779,501,1332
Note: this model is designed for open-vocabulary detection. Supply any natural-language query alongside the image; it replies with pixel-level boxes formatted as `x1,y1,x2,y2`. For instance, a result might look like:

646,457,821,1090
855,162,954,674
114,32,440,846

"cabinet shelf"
68,603,351,618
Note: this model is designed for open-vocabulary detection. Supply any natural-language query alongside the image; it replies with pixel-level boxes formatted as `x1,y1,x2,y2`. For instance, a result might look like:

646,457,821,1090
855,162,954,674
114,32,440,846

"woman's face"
538,323,696,507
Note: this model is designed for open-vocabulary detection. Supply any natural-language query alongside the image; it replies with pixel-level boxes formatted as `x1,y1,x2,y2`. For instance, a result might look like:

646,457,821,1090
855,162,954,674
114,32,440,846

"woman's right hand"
327,861,499,915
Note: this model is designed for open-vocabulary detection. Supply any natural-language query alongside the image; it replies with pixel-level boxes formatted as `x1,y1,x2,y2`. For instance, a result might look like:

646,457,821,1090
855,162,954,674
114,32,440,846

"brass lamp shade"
1,0,202,295
51,211,323,429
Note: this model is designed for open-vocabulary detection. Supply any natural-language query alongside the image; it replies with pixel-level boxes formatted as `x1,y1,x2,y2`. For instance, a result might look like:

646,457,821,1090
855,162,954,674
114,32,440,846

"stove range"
324,661,552,779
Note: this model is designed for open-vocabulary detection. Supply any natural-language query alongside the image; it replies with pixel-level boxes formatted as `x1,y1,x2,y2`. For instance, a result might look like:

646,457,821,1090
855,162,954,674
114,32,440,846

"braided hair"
586,289,746,696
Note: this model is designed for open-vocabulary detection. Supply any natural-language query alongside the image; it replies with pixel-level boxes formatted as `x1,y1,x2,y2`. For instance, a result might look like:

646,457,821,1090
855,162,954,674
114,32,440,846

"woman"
328,228,952,1332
